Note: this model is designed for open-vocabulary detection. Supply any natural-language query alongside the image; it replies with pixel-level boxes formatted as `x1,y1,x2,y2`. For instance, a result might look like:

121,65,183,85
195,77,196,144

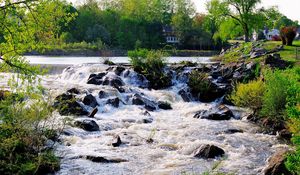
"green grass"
262,41,300,62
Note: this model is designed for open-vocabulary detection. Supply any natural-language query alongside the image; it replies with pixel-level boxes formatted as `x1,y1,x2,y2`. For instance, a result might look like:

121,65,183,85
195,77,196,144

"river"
0,57,288,175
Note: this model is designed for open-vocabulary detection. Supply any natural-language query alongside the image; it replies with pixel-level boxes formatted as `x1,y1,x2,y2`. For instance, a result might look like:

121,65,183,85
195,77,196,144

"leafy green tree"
223,0,261,42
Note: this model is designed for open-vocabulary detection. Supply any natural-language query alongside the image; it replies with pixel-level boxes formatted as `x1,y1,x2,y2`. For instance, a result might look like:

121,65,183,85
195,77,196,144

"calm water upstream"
25,56,212,65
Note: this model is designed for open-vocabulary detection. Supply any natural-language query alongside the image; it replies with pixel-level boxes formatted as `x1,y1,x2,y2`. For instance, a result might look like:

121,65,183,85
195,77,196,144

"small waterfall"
1,63,286,175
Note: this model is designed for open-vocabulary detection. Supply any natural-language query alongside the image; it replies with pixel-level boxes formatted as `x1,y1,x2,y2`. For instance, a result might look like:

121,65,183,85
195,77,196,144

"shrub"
280,27,297,46
188,70,211,97
128,49,171,89
261,68,298,119
230,80,265,111
0,90,60,174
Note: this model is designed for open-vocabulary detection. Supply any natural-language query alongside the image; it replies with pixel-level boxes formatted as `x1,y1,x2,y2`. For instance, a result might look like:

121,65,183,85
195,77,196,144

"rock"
74,119,100,131
103,75,124,87
81,155,127,163
278,129,292,140
264,150,292,175
178,89,191,102
132,94,145,105
222,129,243,134
194,105,234,120
83,94,98,108
112,135,122,147
106,97,120,108
265,54,289,70
67,88,80,94
193,144,225,159
54,93,88,116
88,107,98,118
132,94,157,111
99,90,108,99
250,48,267,59
261,118,286,134
113,66,126,76
115,86,125,93
87,72,107,85
141,110,151,116
158,101,172,110
142,118,153,123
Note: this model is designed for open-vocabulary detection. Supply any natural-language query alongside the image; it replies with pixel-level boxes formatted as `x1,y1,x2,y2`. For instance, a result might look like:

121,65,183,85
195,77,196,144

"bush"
128,49,171,89
261,68,298,119
280,27,297,46
0,92,60,174
188,70,211,97
230,80,265,111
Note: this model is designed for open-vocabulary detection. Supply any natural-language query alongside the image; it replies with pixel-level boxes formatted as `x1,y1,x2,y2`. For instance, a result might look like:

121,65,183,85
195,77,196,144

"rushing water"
0,60,288,175
25,56,212,65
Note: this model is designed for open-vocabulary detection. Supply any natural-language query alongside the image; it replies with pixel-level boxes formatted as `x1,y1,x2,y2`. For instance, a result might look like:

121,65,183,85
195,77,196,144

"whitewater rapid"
0,63,289,175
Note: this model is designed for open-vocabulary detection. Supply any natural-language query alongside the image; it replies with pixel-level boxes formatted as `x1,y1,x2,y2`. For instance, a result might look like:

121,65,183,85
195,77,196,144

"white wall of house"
264,29,280,40
166,36,179,43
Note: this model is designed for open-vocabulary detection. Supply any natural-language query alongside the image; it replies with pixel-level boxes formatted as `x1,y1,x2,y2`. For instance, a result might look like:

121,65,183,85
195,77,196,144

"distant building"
263,27,280,40
296,28,300,39
162,26,179,44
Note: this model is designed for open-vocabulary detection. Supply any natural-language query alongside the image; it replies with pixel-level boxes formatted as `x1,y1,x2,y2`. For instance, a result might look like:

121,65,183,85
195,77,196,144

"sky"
192,0,300,22
69,0,300,22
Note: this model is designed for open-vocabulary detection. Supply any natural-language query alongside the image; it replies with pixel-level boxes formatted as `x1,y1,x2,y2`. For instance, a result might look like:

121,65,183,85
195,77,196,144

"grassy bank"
221,40,300,174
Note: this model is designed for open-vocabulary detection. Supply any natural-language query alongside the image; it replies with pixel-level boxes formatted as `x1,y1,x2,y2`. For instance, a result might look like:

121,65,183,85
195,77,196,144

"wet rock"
132,94,145,105
54,93,88,116
106,97,120,108
194,105,234,120
265,54,289,70
87,72,107,85
277,129,292,140
158,101,172,110
80,155,127,163
113,66,126,76
264,150,292,175
102,75,124,88
178,89,191,102
74,119,100,131
88,107,98,118
112,135,122,147
142,118,153,123
98,90,108,99
115,86,125,93
222,129,243,134
67,88,80,94
261,118,286,134
193,144,225,159
83,94,98,108
141,110,151,116
145,103,156,111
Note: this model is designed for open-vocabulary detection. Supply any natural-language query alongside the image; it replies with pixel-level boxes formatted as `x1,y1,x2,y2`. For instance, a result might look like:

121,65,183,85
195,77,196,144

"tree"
224,0,261,42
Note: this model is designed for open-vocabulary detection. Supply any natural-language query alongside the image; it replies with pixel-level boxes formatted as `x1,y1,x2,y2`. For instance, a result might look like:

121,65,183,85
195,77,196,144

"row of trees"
54,0,299,50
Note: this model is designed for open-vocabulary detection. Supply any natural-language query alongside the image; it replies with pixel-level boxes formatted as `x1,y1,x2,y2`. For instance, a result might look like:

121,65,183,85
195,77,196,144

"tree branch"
0,0,38,10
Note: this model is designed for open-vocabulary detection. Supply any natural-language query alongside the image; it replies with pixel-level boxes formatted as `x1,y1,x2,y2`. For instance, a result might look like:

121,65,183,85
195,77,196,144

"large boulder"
132,94,157,111
158,101,172,110
264,150,292,175
194,105,234,120
74,119,100,131
54,93,88,116
193,144,225,159
102,75,124,88
82,94,98,108
87,72,107,85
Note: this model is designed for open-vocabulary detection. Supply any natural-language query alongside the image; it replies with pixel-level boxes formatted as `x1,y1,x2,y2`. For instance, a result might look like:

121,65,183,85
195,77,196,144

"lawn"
262,40,300,62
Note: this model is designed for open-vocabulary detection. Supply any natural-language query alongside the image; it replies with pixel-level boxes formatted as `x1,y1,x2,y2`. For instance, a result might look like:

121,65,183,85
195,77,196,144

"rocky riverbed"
0,60,291,174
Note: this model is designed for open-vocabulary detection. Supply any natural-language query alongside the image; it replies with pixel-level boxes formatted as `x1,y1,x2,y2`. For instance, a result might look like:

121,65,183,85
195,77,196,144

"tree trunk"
244,25,250,42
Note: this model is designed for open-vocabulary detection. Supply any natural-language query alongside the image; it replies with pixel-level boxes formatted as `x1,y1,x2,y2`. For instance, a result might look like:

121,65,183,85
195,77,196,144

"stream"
0,59,289,175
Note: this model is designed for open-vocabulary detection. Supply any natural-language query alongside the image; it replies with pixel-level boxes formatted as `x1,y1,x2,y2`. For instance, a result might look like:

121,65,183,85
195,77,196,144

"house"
263,27,280,40
162,26,179,44
296,28,300,39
